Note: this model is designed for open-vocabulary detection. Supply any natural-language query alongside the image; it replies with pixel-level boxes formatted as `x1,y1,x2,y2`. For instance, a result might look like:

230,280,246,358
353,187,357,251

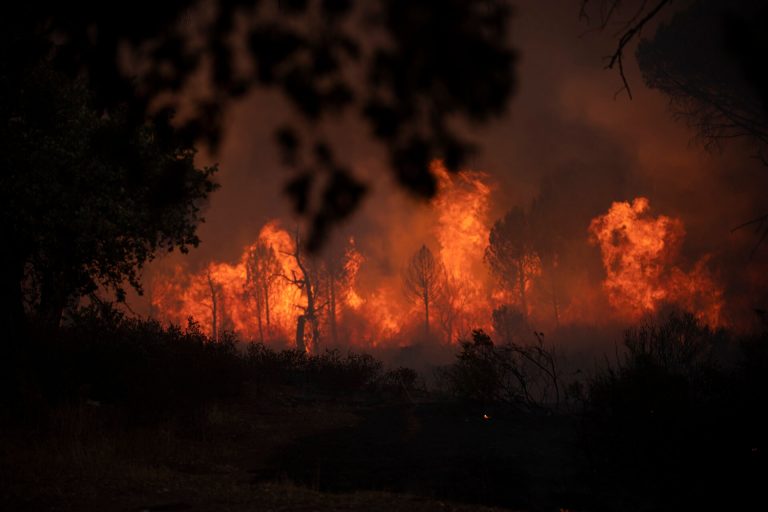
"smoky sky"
141,1,768,325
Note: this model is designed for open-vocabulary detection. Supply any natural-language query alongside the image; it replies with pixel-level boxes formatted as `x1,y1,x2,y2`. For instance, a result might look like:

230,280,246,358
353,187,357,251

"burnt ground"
257,402,589,511
1,388,593,512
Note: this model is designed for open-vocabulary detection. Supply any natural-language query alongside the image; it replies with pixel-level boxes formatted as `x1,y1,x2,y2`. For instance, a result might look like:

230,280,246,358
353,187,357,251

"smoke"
134,1,768,357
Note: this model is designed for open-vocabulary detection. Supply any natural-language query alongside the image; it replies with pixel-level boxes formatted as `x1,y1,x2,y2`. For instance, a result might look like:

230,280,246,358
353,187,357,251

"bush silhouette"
583,310,767,510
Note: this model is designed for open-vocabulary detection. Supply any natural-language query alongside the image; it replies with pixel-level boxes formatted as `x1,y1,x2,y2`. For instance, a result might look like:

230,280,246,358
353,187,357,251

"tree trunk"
207,271,218,342
310,314,320,352
212,295,218,342
424,290,430,337
296,314,306,352
329,273,337,344
255,291,264,343
293,233,318,352
264,283,271,327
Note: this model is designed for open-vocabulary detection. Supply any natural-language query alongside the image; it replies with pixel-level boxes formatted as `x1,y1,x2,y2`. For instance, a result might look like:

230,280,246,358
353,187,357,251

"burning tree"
588,197,724,326
485,208,541,321
317,239,361,345
435,275,473,344
245,241,281,343
280,228,326,352
206,268,224,343
403,245,446,338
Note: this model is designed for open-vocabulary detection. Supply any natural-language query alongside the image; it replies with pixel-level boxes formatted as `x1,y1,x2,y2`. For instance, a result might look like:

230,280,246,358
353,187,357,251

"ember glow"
150,165,726,349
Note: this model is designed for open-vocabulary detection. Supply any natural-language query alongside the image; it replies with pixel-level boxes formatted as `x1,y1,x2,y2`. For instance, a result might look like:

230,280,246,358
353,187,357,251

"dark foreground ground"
1,386,592,512
4,310,766,511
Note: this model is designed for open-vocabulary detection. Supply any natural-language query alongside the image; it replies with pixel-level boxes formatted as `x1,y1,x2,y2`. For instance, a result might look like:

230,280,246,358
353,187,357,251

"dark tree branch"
582,0,673,99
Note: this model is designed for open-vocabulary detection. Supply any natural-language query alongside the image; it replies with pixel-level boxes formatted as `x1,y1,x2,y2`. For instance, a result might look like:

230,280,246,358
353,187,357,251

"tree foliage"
245,241,282,342
581,0,768,150
636,1,768,155
4,0,517,249
0,63,218,331
485,207,540,320
403,245,445,337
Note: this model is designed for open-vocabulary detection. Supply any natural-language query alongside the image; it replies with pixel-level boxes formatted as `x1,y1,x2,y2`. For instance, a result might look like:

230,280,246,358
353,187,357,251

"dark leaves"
392,137,436,198
321,0,352,22
363,100,402,140
307,169,366,251
282,142,367,251
248,24,307,85
284,172,313,214
275,126,300,165
322,169,366,219
8,0,516,252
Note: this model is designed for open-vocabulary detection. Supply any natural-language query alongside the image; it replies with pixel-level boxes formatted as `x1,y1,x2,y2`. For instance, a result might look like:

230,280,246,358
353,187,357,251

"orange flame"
432,161,495,336
151,221,302,343
343,238,364,311
150,170,727,350
588,197,723,326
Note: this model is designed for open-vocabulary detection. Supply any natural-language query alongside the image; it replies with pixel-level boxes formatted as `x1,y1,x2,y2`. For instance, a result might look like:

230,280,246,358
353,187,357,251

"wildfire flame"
149,169,726,351
588,197,723,326
151,220,303,343
432,161,495,336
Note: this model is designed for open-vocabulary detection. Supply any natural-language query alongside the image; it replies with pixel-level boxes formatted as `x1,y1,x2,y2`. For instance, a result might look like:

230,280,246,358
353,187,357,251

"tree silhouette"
485,208,540,321
579,0,672,99
581,0,768,122
245,240,281,343
529,188,566,327
582,1,768,250
403,245,445,338
280,227,325,352
317,238,358,345
4,0,517,249
0,64,217,333
435,274,469,344
633,1,768,248
206,268,224,342
636,1,768,155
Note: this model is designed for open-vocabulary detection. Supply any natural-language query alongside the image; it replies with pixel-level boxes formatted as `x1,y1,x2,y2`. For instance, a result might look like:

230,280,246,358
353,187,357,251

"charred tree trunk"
264,283,271,328
296,314,306,352
207,270,219,342
247,264,264,343
291,228,320,352
329,273,337,344
255,292,264,343
309,313,320,352
423,289,430,337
